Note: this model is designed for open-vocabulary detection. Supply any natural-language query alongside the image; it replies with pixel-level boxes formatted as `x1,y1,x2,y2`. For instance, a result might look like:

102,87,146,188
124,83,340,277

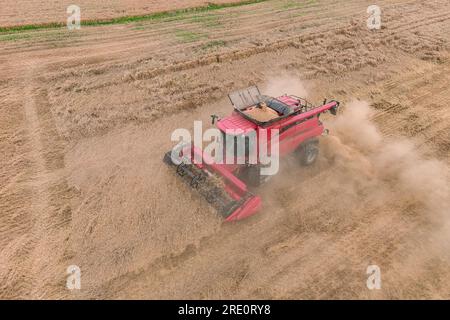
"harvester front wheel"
299,140,319,166
245,166,266,187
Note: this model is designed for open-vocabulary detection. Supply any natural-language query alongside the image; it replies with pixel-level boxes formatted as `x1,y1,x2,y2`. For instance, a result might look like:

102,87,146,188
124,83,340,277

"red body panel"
225,195,262,222
229,101,337,159
217,114,257,134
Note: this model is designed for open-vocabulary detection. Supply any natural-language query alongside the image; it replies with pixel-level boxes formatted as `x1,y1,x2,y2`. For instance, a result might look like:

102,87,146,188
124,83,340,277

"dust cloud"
261,75,449,257
325,100,450,253
327,101,449,214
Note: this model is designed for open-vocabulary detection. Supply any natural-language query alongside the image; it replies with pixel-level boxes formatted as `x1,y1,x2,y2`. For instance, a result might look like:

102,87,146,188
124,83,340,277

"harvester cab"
163,86,340,221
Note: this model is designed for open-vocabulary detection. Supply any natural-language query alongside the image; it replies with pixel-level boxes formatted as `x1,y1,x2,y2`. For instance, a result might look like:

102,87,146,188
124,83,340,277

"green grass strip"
0,0,270,33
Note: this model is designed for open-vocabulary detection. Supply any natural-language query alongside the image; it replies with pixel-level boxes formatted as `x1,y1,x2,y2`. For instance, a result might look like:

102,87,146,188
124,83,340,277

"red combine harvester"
163,86,339,221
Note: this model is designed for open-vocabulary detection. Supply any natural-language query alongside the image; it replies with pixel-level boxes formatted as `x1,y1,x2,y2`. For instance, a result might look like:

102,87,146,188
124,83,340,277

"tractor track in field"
0,58,73,299
1,0,449,299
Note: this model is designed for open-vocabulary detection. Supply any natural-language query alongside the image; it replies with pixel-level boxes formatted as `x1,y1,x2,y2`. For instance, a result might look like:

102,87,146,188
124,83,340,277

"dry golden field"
0,0,449,299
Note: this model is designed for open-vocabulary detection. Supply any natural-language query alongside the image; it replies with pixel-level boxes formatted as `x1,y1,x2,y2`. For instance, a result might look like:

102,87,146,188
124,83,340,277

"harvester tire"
299,140,319,166
246,166,263,187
